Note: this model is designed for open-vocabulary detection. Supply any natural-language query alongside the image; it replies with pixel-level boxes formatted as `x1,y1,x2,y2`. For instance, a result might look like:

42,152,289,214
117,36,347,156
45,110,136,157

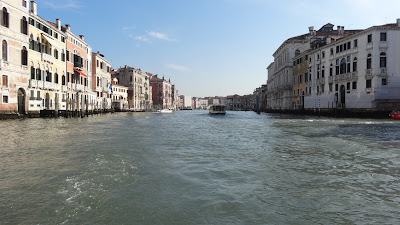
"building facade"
150,75,172,110
92,51,112,110
0,0,30,117
111,78,128,111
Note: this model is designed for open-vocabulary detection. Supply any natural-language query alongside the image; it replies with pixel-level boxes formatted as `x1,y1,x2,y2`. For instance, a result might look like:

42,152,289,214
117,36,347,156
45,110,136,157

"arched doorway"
17,88,26,114
45,92,50,110
339,85,346,108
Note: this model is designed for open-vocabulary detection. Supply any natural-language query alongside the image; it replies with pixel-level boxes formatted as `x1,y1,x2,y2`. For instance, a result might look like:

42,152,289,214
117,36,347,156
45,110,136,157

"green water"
1,111,399,224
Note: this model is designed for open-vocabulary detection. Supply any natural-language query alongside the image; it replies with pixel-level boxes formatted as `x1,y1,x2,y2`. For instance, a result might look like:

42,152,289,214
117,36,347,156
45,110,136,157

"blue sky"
37,0,400,97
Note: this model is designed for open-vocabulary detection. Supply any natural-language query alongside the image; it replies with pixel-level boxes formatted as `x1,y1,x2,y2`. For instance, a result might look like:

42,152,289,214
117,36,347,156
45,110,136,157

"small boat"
158,108,173,113
389,111,400,119
209,104,226,115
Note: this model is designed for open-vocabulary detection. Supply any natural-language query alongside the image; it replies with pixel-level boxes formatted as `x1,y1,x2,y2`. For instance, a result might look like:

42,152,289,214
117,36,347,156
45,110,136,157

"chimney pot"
56,19,61,30
79,35,84,41
65,24,71,30
30,1,37,15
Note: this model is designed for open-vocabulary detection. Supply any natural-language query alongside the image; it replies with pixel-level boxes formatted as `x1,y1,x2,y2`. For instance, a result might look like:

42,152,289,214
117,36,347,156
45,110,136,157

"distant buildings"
150,75,174,110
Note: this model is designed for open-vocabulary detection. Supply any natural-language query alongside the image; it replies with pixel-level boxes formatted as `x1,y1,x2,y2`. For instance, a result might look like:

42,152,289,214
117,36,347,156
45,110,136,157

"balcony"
54,83,60,91
38,80,44,89
366,69,372,75
67,82,72,89
29,79,38,88
76,84,84,91
42,53,55,64
380,68,387,75
61,85,68,92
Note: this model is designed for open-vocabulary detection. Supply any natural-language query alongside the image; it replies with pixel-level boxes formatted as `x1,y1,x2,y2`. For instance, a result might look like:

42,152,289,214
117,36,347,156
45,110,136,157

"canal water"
1,111,399,224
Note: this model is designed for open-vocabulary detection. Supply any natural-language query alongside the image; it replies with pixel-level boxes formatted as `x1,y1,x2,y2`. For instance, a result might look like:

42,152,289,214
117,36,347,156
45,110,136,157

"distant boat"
209,104,226,115
389,111,400,119
157,109,173,113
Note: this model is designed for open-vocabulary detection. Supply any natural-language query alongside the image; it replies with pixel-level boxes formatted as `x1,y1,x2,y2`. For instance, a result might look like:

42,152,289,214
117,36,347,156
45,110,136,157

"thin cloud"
134,36,151,43
166,64,189,71
122,26,136,31
147,31,176,42
42,0,82,10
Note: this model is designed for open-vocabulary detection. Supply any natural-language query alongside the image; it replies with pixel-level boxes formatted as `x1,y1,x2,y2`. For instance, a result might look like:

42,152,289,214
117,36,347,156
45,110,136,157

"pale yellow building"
92,51,112,110
111,78,128,111
27,1,67,116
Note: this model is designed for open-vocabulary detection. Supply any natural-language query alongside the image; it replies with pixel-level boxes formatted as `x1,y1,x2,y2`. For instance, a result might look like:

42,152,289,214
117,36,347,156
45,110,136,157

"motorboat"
209,104,226,115
157,108,173,113
389,111,400,119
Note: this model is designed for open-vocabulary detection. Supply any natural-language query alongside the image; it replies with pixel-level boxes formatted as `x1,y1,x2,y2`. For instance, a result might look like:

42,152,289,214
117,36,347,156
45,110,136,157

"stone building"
304,20,400,112
150,75,172,110
0,0,30,117
111,78,128,111
112,66,152,111
92,51,112,110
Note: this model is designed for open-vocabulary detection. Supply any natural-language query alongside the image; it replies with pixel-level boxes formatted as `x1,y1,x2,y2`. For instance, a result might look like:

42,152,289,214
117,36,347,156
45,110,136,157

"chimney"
30,1,37,15
308,26,314,35
79,35,84,41
341,26,345,34
397,18,400,27
337,26,340,34
56,19,61,30
65,24,71,30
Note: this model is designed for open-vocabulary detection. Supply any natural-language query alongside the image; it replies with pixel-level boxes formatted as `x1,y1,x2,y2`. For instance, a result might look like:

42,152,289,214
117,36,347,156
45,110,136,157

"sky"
36,0,400,97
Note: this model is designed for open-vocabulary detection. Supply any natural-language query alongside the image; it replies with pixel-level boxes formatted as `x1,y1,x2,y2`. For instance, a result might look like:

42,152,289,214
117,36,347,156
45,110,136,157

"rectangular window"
304,72,308,82
66,50,69,61
367,34,372,43
321,84,325,93
37,91,40,100
380,32,387,41
329,83,333,92
366,79,372,88
347,42,351,49
330,48,333,55
336,46,339,53
382,78,387,85
2,95,8,103
2,75,8,87
354,39,358,47
335,84,338,91
352,81,357,89
347,82,350,90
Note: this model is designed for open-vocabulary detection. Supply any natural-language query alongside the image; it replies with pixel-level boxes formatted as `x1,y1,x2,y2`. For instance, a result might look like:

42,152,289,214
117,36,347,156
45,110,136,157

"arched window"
21,16,28,34
29,34,34,50
2,40,7,61
2,8,9,28
54,49,58,59
62,74,66,85
380,52,386,68
367,54,372,69
21,46,28,65
37,37,41,52
22,0,27,7
54,73,59,84
322,66,325,78
340,58,346,74
329,64,333,76
30,66,35,79
295,49,300,57
353,57,357,72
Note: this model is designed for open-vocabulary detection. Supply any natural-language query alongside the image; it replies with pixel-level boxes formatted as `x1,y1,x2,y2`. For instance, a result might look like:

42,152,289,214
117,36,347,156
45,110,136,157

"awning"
41,33,58,48
74,68,87,77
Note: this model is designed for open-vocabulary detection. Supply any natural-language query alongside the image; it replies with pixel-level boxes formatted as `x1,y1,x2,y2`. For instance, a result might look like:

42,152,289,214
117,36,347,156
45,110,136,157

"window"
347,42,351,49
304,72,308,82
329,83,333,92
295,49,300,57
336,46,339,53
2,8,9,28
353,57,357,72
21,46,28,66
321,84,325,93
61,36,65,43
21,17,28,34
380,32,387,41
61,50,65,62
330,48,333,55
382,78,387,85
2,40,7,61
347,56,351,73
367,34,372,43
2,75,8,87
62,75,66,85
54,32,58,39
380,52,386,68
367,54,372,69
54,49,58,59
317,66,320,79
322,66,325,78
322,51,325,58
335,84,338,91
336,59,339,75
354,39,358,47
22,0,27,7
66,50,69,61
329,64,333,76
31,66,35,79
352,81,357,89
2,95,8,103
340,58,346,74
347,82,350,90
366,79,372,88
